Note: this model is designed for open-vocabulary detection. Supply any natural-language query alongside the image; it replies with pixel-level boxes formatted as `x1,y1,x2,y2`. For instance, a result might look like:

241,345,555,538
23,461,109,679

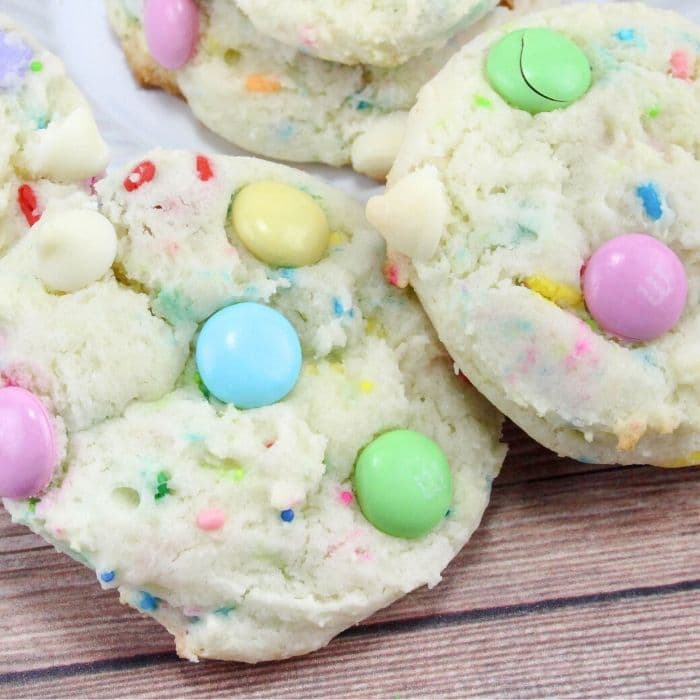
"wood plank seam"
2,578,698,686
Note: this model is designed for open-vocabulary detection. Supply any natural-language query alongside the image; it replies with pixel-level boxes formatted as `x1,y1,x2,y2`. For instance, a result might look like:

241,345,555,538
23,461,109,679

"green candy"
486,28,591,114
353,430,452,540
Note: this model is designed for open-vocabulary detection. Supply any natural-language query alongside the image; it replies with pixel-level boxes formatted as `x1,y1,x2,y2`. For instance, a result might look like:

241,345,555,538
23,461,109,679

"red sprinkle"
670,49,692,80
264,439,276,449
196,155,214,181
124,160,156,192
17,184,40,226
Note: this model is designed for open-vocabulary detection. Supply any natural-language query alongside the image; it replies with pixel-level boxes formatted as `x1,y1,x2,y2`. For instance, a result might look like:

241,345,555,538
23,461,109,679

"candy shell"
232,181,330,268
353,430,452,539
486,28,591,114
195,302,302,408
582,234,687,342
144,0,199,71
0,387,56,499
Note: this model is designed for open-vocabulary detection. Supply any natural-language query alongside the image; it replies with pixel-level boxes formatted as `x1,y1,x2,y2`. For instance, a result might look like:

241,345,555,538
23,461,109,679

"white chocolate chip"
366,165,449,260
34,209,117,292
351,112,408,181
20,107,109,183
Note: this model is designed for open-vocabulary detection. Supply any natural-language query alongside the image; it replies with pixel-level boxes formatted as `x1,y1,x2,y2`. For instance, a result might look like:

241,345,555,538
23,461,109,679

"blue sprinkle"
280,508,295,522
184,432,205,443
636,183,663,221
577,455,596,464
332,298,344,316
277,267,295,282
356,99,372,111
99,570,115,583
276,122,295,141
138,591,160,611
34,114,48,129
615,28,636,42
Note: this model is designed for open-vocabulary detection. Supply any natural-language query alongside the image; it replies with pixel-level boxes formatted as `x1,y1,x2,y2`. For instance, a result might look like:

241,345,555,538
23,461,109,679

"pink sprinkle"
299,25,317,48
183,606,202,617
670,50,692,80
339,490,353,506
165,241,180,259
196,508,226,531
355,547,372,561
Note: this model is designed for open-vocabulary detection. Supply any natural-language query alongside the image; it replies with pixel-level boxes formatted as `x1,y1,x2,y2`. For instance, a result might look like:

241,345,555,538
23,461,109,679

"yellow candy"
232,181,330,267
523,275,583,309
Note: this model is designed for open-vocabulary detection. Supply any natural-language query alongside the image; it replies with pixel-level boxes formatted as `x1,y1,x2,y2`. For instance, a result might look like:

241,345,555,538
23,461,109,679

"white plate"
3,0,700,203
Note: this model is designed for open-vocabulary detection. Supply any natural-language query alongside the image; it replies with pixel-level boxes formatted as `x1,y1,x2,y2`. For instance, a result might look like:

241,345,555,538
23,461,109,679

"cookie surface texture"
0,14,109,256
105,0,558,177
234,0,498,67
3,150,505,662
368,3,700,467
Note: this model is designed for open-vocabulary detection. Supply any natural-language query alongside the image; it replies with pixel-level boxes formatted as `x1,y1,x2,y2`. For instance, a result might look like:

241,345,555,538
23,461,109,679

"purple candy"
0,387,56,499
144,0,199,71
0,30,32,88
582,234,687,342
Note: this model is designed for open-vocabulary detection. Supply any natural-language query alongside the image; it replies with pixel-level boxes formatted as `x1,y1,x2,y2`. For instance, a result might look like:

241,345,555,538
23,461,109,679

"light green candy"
486,28,592,114
353,430,452,540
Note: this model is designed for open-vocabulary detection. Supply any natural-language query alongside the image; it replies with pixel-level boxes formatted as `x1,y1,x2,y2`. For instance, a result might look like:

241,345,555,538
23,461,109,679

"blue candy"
195,302,302,409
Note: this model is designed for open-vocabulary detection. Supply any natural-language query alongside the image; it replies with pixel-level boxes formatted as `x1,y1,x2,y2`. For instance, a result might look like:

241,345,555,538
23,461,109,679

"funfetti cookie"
106,0,557,178
233,0,499,68
1,149,505,662
368,2,700,467
0,14,109,254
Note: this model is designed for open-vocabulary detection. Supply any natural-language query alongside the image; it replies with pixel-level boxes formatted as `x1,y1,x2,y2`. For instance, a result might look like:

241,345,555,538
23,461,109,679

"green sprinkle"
27,497,40,513
201,455,245,482
194,371,211,399
474,94,493,108
30,60,43,72
214,606,235,616
646,106,661,118
154,471,173,500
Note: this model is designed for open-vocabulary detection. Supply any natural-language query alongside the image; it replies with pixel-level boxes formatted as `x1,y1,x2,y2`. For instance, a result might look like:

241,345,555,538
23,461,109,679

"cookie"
1,149,505,662
0,14,109,255
234,0,499,68
368,2,700,467
106,0,556,178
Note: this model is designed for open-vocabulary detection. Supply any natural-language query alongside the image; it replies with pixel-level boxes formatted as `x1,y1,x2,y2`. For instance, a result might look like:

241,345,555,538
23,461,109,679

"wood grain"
1,425,698,696
3,589,698,698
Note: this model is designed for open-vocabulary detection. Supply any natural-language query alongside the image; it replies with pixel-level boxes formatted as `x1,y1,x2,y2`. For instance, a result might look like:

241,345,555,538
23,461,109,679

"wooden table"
1,421,698,698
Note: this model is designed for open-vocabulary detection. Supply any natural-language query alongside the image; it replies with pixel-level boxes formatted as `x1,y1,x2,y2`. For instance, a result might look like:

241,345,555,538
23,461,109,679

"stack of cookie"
1,0,700,668
106,0,556,178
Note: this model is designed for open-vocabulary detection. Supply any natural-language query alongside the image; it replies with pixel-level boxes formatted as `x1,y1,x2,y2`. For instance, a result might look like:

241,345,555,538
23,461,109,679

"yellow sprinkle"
331,362,345,375
358,380,375,394
523,275,583,309
245,74,282,93
225,467,245,482
329,231,349,247
659,451,700,468
204,37,221,54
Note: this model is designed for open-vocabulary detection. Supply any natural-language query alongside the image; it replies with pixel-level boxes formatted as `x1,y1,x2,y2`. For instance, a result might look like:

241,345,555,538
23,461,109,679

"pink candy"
144,0,199,71
196,508,226,531
0,387,56,499
582,234,687,342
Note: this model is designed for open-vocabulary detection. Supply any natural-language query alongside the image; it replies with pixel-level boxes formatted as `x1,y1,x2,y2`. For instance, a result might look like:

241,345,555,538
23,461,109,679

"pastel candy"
582,234,687,342
353,430,452,539
144,0,199,70
0,30,32,88
232,181,330,268
195,302,302,408
486,28,591,114
0,387,56,499
34,209,118,292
